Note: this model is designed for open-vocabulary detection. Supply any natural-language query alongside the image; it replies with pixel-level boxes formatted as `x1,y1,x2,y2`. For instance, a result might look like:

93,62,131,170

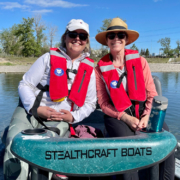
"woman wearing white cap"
95,18,174,180
4,19,96,180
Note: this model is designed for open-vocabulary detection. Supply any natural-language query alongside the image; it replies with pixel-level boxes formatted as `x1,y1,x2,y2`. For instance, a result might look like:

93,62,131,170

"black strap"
30,83,60,135
66,69,78,79
116,71,127,88
107,26,126,31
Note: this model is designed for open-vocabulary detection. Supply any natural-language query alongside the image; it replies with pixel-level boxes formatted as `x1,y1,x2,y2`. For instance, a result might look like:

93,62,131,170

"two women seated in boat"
3,18,175,180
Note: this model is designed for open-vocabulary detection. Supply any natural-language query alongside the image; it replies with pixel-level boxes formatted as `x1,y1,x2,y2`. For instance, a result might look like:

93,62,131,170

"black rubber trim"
11,144,177,177
133,66,137,90
78,70,86,92
117,72,127,88
22,129,47,135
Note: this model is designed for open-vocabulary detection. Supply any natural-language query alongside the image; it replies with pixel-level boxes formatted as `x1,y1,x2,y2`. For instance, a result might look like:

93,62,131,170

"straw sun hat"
95,18,139,46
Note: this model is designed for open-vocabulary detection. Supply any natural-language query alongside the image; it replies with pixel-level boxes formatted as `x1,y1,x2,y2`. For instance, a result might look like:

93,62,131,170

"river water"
0,72,180,179
0,72,179,141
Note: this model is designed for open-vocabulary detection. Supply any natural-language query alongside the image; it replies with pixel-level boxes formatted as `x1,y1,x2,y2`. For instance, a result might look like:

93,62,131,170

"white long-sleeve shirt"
18,48,97,124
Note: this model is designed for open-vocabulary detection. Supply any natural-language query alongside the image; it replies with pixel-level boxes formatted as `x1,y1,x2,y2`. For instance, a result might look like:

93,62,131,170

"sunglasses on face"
67,31,88,41
106,32,126,40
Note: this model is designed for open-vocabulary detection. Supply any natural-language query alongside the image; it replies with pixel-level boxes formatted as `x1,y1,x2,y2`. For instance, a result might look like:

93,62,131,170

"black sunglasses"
67,31,88,41
106,32,126,40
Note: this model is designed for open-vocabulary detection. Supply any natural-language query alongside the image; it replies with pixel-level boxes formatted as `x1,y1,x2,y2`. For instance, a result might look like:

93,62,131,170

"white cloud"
0,2,29,9
24,0,88,8
31,9,52,13
153,0,162,2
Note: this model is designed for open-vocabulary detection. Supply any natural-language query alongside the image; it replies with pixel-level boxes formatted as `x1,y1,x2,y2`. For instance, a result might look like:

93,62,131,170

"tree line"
1,17,180,58
129,44,150,56
0,15,58,57
130,38,180,57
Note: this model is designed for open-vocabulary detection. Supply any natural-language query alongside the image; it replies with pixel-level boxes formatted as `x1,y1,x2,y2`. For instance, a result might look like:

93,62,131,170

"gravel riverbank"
0,63,180,73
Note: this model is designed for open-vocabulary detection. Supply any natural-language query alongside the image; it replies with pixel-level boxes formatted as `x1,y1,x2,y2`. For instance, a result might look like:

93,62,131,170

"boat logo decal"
22,135,50,140
110,80,118,89
45,147,152,160
54,68,64,76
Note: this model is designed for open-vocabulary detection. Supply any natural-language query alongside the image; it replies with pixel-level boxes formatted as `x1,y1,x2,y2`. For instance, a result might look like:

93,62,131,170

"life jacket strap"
66,69,78,79
30,83,60,135
69,102,76,136
135,101,140,119
117,71,127,88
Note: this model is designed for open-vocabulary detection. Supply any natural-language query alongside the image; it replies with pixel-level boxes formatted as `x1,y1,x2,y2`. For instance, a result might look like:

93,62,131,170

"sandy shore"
0,63,180,73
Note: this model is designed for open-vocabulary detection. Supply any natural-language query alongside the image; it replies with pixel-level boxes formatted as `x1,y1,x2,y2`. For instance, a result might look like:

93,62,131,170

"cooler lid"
154,96,168,105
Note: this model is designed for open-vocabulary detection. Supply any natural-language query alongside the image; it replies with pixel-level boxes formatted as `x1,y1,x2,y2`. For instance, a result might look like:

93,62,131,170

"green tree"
15,17,36,57
130,44,139,51
145,48,150,56
0,25,22,55
140,49,145,56
175,40,180,57
157,37,171,57
168,49,175,57
97,19,112,33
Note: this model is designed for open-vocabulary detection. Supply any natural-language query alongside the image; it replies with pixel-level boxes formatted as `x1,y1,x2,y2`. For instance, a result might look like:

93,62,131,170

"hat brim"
95,29,139,46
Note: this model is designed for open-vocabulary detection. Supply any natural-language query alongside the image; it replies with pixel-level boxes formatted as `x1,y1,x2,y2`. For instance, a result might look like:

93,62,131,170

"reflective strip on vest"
100,64,115,72
50,50,65,58
126,53,139,61
82,59,94,68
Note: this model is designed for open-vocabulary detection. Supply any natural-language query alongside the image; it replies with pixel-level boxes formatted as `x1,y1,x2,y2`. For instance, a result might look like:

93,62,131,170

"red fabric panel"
135,101,140,119
69,61,93,107
125,49,146,101
49,51,68,101
69,124,76,136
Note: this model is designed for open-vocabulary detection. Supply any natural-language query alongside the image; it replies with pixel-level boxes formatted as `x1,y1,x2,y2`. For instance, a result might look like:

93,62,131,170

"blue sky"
0,0,180,54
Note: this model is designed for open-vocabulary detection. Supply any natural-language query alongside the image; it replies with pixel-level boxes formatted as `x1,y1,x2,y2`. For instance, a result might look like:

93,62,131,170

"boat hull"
11,130,177,176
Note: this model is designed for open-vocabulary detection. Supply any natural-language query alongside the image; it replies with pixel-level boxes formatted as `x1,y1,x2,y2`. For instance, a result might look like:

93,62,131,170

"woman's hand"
50,109,74,123
137,115,149,130
121,113,140,131
37,106,61,120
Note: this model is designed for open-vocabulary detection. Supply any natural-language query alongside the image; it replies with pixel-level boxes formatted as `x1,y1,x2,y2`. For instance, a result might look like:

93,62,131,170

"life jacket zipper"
78,70,86,92
133,66,137,90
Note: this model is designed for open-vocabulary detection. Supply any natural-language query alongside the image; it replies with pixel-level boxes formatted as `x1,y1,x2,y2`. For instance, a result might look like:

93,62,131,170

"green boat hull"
11,130,177,176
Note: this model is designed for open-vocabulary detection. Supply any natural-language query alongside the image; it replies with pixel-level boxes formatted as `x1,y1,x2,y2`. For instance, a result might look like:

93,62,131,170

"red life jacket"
98,49,146,118
49,48,94,107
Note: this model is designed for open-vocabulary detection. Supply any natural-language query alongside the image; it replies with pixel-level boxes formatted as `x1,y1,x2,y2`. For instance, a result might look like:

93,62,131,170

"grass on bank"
146,58,169,63
0,53,37,66
0,62,14,66
146,57,180,63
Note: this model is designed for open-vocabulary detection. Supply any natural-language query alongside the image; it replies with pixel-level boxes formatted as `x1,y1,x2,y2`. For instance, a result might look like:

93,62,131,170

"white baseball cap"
66,19,89,35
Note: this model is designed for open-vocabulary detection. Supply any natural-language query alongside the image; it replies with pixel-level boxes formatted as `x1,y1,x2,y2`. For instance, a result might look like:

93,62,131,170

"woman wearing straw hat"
95,18,175,180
